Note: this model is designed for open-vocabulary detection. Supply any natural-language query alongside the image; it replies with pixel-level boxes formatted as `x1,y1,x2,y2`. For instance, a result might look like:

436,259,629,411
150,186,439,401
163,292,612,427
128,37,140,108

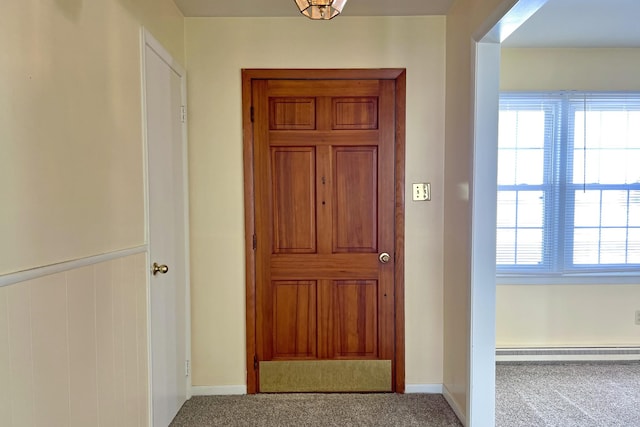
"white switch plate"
412,183,431,201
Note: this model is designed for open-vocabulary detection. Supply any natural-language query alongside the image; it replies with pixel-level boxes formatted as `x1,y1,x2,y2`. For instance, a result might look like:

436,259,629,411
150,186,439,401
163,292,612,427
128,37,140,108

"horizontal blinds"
497,92,640,275
497,94,560,272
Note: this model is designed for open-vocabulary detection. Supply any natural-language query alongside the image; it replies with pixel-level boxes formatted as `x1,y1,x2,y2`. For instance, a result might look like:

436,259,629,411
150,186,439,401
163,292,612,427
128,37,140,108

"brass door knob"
152,262,169,276
378,252,391,264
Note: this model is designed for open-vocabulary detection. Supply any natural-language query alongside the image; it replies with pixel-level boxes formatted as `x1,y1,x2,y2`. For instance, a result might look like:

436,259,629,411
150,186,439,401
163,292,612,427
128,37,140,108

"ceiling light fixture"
294,0,347,20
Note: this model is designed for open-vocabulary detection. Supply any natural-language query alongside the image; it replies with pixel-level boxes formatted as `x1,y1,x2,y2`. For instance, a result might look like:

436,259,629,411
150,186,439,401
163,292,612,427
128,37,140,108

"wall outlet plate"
635,310,640,325
412,183,431,201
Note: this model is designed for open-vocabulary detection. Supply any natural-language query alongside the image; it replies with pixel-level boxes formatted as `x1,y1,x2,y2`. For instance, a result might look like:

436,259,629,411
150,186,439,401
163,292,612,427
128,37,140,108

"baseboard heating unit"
496,347,640,362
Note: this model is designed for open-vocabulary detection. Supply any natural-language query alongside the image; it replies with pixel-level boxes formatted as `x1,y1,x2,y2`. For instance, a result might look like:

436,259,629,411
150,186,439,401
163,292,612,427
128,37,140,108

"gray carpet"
496,362,640,427
170,393,463,427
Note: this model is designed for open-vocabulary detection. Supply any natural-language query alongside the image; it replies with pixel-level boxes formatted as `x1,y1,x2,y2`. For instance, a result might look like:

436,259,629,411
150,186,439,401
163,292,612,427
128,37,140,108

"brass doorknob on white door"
378,252,391,264
152,262,169,276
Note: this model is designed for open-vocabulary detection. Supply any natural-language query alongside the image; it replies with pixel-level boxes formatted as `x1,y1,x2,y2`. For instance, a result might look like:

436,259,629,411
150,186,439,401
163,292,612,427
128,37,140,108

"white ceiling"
173,0,640,48
173,0,455,17
502,0,640,48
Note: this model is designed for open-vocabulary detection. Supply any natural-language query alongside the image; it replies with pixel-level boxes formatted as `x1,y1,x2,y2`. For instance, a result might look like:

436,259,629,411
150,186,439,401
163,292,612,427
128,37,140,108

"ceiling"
173,0,455,17
502,0,640,47
173,0,640,48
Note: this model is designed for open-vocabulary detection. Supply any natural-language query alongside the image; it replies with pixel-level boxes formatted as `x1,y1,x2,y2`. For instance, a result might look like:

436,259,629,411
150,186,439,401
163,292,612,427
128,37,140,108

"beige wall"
444,0,511,417
0,0,184,275
185,16,446,388
0,254,148,427
498,48,640,348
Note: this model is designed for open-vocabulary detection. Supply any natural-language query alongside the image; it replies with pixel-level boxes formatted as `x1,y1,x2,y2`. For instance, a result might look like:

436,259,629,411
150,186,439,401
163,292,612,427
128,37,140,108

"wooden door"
244,70,405,393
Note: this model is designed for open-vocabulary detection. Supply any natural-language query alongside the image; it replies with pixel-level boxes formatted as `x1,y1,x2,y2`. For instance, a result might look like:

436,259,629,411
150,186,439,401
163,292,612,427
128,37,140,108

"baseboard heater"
496,347,640,362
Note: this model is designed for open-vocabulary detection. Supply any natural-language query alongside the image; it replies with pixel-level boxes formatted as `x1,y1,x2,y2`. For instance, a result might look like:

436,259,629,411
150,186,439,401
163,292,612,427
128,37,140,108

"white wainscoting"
0,251,149,427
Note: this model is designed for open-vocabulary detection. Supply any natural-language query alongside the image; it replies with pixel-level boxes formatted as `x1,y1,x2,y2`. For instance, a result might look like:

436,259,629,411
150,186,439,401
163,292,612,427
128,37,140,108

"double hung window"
497,92,640,280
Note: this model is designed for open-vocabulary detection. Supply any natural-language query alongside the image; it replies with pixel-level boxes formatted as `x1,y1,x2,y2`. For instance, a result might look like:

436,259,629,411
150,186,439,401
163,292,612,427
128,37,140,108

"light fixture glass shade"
294,0,347,20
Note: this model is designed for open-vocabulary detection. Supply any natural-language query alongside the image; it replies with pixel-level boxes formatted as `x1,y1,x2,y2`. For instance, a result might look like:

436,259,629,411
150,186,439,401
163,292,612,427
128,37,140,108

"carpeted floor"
169,393,463,427
170,362,640,427
496,362,640,427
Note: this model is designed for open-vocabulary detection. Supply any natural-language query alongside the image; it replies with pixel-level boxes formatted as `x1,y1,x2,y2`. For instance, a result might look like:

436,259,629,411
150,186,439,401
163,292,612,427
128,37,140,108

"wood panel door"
244,70,405,393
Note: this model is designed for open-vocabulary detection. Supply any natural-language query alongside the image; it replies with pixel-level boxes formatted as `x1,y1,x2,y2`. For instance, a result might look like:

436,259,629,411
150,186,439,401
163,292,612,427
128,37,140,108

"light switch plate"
412,183,431,201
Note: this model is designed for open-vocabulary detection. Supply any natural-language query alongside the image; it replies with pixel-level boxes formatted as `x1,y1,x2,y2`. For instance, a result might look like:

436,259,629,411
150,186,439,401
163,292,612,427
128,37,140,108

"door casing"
241,69,406,394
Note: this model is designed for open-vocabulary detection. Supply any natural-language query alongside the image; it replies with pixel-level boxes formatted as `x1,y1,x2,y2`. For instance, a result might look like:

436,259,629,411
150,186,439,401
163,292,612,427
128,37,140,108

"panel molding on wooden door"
243,69,406,394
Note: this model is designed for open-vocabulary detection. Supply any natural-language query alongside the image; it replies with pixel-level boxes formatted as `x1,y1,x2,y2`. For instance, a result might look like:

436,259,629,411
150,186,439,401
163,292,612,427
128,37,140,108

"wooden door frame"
241,69,406,394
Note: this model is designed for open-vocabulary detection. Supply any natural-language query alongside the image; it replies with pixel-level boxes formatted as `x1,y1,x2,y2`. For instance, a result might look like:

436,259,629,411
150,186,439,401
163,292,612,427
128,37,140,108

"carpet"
496,362,640,427
170,393,463,427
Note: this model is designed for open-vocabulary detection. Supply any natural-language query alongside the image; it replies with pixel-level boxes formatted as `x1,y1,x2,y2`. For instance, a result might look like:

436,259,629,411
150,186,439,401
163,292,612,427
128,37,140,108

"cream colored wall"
501,48,640,91
0,254,148,427
443,0,510,417
0,0,184,275
497,48,640,348
185,16,446,388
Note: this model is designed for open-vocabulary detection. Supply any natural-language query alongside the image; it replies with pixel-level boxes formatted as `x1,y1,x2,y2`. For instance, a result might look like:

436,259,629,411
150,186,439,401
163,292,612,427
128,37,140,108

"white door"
143,30,189,426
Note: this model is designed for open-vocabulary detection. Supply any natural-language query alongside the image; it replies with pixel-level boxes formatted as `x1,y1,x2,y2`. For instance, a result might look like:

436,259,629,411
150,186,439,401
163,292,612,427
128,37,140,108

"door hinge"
185,359,190,377
250,106,254,123
181,105,187,123
253,355,258,370
252,234,257,250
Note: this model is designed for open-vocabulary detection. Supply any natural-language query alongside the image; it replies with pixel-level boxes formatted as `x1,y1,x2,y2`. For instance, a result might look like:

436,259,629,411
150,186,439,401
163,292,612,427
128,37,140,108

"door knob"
378,252,391,264
152,262,169,276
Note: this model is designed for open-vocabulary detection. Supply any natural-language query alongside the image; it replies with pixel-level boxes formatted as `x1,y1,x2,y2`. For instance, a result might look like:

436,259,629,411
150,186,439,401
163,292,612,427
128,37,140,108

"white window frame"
497,91,640,285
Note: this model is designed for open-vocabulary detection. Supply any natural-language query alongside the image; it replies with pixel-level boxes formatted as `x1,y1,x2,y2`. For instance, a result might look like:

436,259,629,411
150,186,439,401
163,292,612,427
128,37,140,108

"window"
497,92,640,279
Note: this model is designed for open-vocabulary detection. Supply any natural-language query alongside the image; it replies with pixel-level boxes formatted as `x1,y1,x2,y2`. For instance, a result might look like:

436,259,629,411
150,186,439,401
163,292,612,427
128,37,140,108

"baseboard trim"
442,384,467,427
191,385,247,396
0,245,147,288
496,346,640,362
405,384,443,394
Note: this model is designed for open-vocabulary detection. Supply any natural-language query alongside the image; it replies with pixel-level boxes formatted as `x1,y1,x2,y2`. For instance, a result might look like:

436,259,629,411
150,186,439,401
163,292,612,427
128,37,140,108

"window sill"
497,274,640,285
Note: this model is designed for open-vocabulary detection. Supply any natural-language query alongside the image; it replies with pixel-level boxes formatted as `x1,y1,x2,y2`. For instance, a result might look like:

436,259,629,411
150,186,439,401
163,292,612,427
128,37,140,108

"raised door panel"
332,97,379,130
271,147,316,253
333,147,378,253
269,98,316,130
271,281,317,359
332,280,378,358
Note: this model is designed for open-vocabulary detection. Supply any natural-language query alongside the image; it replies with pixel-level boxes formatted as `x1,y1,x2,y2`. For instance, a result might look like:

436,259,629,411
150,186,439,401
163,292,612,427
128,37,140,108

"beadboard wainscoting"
0,252,149,427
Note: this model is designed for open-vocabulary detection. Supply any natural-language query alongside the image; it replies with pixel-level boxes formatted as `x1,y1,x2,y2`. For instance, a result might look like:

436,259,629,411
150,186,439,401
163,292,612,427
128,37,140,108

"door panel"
252,77,399,392
271,147,316,253
333,147,378,253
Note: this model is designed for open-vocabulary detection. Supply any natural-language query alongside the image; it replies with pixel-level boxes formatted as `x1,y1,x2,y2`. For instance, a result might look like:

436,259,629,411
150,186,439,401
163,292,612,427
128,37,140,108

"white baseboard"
405,384,443,394
191,385,247,396
496,346,640,363
442,384,467,427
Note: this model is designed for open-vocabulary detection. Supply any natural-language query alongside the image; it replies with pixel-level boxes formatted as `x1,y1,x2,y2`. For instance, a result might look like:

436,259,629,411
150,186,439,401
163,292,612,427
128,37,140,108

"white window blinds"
497,92,640,276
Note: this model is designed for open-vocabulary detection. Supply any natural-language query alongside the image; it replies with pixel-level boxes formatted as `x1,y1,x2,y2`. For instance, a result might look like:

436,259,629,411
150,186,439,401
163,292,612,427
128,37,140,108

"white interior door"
143,30,189,426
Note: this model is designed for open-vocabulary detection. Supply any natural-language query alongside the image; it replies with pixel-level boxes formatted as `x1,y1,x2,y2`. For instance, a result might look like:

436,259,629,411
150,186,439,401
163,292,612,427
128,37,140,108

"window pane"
497,191,516,228
573,228,600,264
601,191,629,227
600,228,628,264
517,191,544,227
628,229,640,263
516,149,544,185
574,190,601,227
496,229,516,264
497,150,516,185
517,228,543,265
499,111,518,148
630,191,640,227
516,111,546,149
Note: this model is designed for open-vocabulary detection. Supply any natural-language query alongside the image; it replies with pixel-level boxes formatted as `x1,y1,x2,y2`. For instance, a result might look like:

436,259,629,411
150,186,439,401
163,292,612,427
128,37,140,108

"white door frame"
141,27,192,425
468,1,548,425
